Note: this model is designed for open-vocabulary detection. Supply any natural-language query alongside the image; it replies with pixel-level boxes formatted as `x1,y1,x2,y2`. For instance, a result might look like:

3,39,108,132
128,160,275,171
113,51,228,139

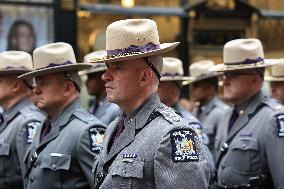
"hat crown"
162,57,184,76
224,38,264,64
190,60,215,78
106,19,160,50
271,59,284,77
33,42,76,70
0,51,32,71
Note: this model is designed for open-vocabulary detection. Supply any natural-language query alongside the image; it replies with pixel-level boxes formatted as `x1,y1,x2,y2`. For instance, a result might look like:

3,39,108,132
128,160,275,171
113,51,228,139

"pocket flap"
0,143,10,156
231,138,258,151
40,153,71,171
111,158,144,179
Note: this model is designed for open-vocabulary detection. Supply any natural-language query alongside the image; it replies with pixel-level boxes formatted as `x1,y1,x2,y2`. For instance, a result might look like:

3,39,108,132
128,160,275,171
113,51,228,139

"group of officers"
0,18,284,189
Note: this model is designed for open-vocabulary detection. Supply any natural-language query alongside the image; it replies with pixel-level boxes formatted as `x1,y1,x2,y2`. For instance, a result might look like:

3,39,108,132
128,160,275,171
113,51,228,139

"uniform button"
221,163,226,169
33,162,37,168
30,176,34,182
52,164,57,169
242,144,246,149
122,169,127,174
222,179,226,184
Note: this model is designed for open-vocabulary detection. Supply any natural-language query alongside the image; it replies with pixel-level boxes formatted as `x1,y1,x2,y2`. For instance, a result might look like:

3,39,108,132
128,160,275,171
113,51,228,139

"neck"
120,92,152,115
2,93,29,111
48,94,78,119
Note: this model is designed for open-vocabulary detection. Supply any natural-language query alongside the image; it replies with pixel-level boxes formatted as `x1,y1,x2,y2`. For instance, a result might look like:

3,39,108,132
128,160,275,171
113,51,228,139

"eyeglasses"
222,72,257,79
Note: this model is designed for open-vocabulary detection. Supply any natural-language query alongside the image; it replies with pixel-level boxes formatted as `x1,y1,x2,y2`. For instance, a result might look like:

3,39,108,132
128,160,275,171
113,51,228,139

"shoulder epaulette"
155,104,182,124
263,97,284,111
73,108,103,125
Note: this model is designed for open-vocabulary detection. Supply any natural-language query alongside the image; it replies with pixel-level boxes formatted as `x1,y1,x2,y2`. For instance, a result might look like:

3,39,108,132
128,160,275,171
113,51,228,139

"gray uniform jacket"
93,93,212,189
193,97,228,150
24,98,106,189
214,92,284,188
90,97,122,125
0,97,45,189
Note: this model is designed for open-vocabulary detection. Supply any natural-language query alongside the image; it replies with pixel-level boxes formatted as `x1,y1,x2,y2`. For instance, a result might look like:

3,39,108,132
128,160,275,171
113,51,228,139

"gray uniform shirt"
24,98,106,189
193,97,228,151
90,97,122,125
0,97,45,189
93,93,212,189
214,92,284,188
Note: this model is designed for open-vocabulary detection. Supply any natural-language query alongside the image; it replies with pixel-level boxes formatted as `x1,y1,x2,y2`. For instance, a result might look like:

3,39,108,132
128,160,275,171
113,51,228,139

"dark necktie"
196,106,202,120
40,119,51,142
228,107,239,132
109,117,125,149
92,101,99,114
0,113,4,127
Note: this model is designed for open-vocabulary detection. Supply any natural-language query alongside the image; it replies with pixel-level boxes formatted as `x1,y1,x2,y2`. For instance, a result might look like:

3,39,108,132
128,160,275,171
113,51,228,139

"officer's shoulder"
262,97,284,112
155,103,183,124
72,107,106,126
214,98,229,110
19,103,46,121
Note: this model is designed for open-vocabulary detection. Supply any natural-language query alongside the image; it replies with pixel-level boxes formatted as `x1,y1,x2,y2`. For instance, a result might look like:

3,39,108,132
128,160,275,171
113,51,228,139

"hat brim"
78,67,107,75
0,69,31,76
264,76,284,82
160,76,191,82
187,72,221,84
210,59,279,72
88,42,179,63
19,63,93,79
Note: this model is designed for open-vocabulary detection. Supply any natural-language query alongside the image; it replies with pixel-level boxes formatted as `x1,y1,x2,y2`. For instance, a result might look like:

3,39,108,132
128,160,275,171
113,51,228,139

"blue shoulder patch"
170,129,199,162
89,126,106,153
276,114,284,137
26,121,41,144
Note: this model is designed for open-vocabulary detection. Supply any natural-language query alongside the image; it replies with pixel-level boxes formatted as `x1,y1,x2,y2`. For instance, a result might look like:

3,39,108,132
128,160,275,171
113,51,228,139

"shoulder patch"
170,129,199,162
157,104,182,124
89,126,106,153
26,121,41,144
276,114,284,137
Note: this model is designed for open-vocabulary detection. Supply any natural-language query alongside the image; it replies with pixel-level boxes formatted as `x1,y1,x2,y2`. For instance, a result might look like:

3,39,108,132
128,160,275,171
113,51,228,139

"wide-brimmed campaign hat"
0,51,33,75
265,59,284,81
19,42,93,79
160,57,190,81
187,60,221,84
87,19,179,63
210,38,278,72
79,51,107,75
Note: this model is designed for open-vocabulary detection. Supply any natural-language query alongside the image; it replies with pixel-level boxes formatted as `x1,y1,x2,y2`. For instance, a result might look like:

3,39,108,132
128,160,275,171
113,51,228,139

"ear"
63,81,76,97
139,69,152,86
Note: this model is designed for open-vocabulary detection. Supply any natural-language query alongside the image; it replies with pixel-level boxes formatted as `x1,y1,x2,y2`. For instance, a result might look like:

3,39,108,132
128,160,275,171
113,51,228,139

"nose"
102,69,111,82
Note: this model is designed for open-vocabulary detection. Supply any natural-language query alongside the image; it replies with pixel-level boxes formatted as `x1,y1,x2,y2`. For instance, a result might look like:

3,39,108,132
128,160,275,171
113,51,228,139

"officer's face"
157,81,180,107
0,75,17,106
102,59,147,108
270,81,284,104
222,71,258,104
190,80,213,102
34,73,69,116
86,72,105,96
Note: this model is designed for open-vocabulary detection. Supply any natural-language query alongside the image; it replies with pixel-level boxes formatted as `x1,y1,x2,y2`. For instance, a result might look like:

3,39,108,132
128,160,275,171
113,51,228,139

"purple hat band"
2,66,31,71
224,57,264,66
36,60,73,70
162,72,183,77
106,42,160,56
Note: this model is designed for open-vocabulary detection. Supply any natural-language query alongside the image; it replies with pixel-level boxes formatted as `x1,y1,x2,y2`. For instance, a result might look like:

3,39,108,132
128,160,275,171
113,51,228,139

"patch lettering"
171,129,199,162
89,127,105,153
26,121,40,144
122,153,137,158
276,114,284,137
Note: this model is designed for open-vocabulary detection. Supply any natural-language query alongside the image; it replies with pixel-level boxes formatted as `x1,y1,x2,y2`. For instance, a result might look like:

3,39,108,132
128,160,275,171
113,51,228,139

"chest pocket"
40,153,71,171
0,143,10,174
0,143,10,156
110,158,145,188
228,138,261,175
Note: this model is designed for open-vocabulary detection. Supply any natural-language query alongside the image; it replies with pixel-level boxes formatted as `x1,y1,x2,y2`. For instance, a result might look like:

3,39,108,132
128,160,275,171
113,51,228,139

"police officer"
211,38,284,188
79,52,121,125
89,19,211,189
264,59,284,104
189,60,228,152
0,51,45,189
157,57,209,143
19,42,106,189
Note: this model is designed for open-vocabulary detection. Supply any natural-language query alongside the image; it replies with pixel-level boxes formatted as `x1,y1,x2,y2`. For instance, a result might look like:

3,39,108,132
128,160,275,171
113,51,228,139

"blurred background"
1,0,284,107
